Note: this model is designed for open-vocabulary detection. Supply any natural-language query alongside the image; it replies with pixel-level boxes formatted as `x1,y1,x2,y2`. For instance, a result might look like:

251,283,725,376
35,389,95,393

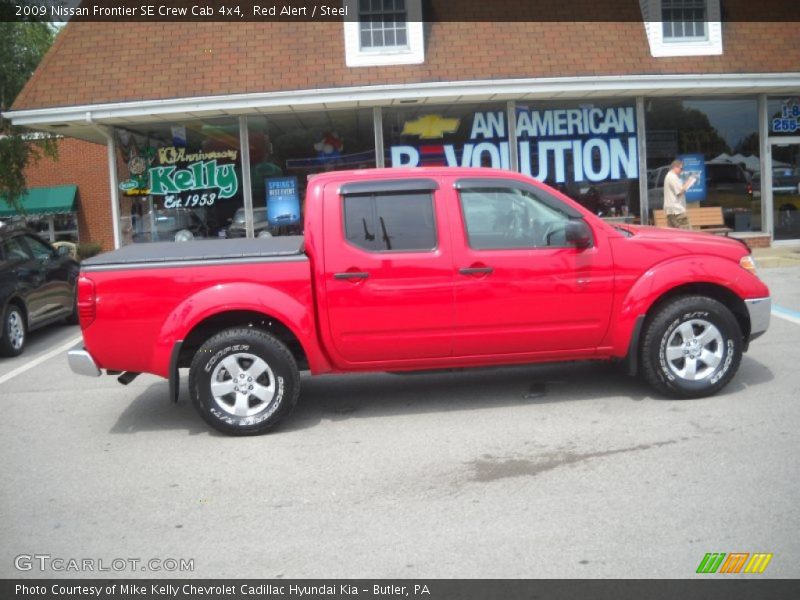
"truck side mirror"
565,220,592,249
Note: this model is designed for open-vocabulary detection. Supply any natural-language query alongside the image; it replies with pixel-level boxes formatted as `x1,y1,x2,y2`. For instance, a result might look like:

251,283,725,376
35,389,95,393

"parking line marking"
772,305,800,327
0,335,83,387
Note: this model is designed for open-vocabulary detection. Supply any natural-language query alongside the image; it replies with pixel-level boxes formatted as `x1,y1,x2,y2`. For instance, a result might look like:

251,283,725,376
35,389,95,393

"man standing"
664,159,692,229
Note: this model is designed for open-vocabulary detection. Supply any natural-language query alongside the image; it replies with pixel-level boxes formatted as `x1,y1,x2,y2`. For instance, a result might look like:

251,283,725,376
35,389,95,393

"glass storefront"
114,117,244,244
645,98,759,231
383,102,509,168
767,97,800,241
517,100,640,220
384,100,640,219
113,111,377,245
111,95,800,245
247,109,376,237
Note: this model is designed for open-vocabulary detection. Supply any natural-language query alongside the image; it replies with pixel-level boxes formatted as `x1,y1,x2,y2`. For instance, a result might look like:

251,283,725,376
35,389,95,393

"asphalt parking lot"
1,266,798,579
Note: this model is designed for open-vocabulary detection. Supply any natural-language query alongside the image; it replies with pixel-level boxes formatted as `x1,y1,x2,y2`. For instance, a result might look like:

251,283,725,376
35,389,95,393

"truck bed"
82,236,306,270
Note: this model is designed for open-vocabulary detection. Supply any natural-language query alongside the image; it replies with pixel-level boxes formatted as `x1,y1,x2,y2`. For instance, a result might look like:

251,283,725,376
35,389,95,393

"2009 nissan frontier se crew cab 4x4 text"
68,168,771,435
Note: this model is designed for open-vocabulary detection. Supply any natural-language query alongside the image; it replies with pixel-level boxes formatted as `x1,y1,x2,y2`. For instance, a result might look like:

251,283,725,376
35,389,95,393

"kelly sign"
149,147,239,202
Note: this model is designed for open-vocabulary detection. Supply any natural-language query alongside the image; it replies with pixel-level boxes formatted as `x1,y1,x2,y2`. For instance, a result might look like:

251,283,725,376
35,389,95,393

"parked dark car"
0,227,79,356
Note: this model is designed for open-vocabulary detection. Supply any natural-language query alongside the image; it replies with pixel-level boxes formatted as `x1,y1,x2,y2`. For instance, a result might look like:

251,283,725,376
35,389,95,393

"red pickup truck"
68,168,771,435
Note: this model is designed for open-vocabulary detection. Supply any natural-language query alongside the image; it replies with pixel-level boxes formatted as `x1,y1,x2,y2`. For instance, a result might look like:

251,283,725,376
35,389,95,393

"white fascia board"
6,73,800,127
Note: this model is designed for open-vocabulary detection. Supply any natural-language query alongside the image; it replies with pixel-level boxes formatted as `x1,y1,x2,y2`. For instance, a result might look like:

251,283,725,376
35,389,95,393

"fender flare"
149,282,323,378
609,255,751,360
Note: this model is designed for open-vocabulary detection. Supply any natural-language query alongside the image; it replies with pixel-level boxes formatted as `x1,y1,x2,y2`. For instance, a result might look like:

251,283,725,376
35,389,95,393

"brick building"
13,138,114,249
5,0,800,246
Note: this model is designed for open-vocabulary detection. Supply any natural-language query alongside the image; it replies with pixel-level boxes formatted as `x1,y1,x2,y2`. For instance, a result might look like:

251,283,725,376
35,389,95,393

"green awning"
0,185,77,217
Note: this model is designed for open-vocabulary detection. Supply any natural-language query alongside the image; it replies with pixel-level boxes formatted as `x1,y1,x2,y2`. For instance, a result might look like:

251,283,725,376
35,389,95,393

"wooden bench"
652,207,732,236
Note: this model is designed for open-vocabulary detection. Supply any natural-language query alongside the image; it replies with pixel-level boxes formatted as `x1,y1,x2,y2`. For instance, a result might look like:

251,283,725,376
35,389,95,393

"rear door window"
343,192,437,252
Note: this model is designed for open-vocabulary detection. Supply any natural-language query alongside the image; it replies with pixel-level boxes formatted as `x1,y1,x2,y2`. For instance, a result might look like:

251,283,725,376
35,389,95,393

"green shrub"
76,242,102,261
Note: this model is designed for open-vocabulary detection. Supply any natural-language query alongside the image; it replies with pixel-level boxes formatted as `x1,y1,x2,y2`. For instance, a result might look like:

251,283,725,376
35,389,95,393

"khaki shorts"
667,213,691,230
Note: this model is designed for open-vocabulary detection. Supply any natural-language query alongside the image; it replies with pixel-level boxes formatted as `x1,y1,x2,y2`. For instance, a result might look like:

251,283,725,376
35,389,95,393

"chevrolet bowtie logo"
401,115,461,139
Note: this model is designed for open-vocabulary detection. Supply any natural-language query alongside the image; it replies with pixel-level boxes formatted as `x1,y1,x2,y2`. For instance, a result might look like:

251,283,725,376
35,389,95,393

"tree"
0,20,58,212
646,98,731,156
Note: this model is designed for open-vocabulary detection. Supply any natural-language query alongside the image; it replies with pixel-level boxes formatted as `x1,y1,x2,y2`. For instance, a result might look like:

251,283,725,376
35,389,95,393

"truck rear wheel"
189,328,300,435
640,296,742,398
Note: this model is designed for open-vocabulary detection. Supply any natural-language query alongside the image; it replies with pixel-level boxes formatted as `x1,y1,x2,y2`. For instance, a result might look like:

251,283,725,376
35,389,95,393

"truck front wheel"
640,296,743,398
189,328,300,435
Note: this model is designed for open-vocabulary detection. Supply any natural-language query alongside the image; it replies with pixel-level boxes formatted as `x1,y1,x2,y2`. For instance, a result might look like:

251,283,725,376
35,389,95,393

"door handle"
334,272,370,280
459,266,494,276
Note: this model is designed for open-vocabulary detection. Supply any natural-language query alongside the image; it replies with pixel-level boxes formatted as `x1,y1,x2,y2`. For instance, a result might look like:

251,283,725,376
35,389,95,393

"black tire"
640,296,742,398
188,328,300,435
0,303,27,357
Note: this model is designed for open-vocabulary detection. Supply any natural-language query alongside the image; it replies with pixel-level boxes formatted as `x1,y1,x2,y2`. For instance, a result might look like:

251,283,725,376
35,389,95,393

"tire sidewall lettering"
709,339,735,385
203,344,251,373
190,331,298,435
204,344,280,425
656,308,735,390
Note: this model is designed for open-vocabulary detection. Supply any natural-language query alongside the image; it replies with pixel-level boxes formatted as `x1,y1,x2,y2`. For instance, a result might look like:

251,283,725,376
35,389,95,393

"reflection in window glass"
459,187,572,250
113,117,243,244
515,100,640,220
384,101,640,220
767,96,800,138
766,98,800,240
383,102,508,170
645,97,759,232
253,110,376,237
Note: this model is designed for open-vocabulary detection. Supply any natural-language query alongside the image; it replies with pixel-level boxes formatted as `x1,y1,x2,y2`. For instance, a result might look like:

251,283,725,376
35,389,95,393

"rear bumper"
745,297,771,342
67,344,102,377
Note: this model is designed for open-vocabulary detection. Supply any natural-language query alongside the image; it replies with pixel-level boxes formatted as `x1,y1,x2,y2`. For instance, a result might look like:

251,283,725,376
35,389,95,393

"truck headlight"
740,255,758,275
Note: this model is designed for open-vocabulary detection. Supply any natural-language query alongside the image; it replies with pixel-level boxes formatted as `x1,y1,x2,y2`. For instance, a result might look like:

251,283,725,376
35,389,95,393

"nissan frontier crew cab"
68,168,771,435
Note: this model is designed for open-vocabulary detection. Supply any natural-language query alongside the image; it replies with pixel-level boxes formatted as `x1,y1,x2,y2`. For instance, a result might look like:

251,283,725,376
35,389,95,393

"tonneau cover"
83,236,305,267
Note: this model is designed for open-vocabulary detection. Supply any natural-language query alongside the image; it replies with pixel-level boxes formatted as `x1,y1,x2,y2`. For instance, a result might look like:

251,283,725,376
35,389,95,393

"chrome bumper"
745,297,771,342
67,344,102,377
